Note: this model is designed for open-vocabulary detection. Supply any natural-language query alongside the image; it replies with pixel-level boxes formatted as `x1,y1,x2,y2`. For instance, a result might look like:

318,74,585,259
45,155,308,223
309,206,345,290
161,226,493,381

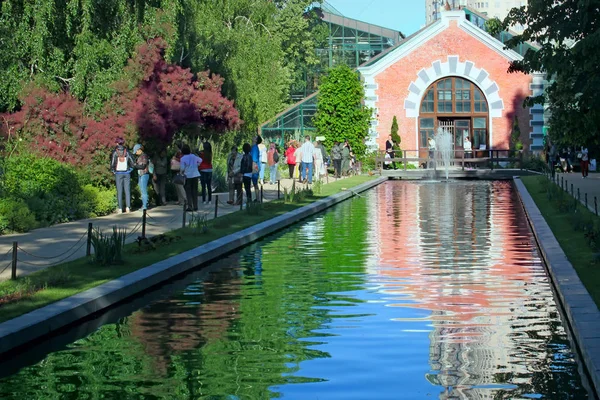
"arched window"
418,77,489,156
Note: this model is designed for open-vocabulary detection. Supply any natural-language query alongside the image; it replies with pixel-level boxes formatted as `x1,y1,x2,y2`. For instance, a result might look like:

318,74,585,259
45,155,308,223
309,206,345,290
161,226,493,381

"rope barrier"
0,260,12,276
16,230,88,260
16,240,86,269
0,247,13,262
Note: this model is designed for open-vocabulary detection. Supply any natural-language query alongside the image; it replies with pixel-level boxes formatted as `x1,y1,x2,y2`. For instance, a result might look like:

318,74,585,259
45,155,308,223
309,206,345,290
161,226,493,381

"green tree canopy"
503,0,600,147
390,115,401,149
314,64,372,157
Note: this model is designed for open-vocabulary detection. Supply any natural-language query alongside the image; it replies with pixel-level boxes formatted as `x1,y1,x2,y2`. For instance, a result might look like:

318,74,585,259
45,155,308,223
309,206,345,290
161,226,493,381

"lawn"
0,175,378,323
521,175,600,307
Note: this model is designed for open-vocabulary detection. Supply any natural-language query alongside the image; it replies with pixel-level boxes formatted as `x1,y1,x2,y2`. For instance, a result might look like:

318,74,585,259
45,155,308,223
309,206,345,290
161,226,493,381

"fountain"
434,126,453,180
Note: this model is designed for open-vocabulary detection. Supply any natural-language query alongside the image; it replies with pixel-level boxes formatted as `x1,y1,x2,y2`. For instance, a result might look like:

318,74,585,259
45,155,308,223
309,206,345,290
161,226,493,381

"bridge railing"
375,149,524,172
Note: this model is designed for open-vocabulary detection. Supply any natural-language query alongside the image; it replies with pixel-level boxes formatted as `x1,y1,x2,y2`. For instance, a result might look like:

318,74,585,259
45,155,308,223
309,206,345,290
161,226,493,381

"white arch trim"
404,55,504,119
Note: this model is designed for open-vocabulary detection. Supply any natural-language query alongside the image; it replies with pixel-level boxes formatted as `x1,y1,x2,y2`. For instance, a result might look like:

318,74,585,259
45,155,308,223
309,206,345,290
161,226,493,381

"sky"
325,0,426,36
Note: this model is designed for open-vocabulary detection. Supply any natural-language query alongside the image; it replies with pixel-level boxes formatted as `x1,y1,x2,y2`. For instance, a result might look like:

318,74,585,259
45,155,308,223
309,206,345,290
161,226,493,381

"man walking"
133,144,150,211
300,135,315,184
385,135,396,170
111,138,134,213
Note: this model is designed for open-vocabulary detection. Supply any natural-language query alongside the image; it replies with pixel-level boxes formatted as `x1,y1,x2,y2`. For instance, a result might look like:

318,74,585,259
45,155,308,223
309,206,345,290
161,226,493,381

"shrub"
90,226,126,265
78,185,117,218
522,155,548,173
0,198,37,234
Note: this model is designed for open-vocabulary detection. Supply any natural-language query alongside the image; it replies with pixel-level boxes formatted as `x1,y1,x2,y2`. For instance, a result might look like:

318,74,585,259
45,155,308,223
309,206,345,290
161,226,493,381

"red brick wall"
373,21,532,151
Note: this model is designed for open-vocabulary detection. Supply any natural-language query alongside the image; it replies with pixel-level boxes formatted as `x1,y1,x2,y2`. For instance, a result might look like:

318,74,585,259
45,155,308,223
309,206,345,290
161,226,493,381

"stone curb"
0,177,387,357
514,177,600,396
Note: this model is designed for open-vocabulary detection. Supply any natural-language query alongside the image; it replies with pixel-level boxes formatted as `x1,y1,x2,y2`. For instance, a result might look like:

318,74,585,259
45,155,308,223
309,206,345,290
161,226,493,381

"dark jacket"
240,153,253,174
110,146,135,174
331,144,342,160
134,153,150,175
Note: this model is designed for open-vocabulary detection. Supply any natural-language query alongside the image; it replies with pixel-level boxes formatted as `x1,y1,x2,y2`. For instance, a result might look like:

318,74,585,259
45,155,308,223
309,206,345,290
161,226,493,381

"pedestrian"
258,138,267,185
199,141,213,204
180,144,202,211
152,148,168,205
463,135,472,169
251,136,261,195
580,146,589,178
241,143,254,203
299,136,315,184
170,145,187,205
313,141,323,181
285,141,296,179
385,135,396,170
267,142,279,185
331,141,342,178
111,138,134,213
294,144,303,181
341,141,351,176
132,144,151,211
226,145,243,205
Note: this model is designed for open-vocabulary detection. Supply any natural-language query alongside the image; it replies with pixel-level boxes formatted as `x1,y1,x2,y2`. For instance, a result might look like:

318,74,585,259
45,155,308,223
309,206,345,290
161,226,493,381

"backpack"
273,151,279,163
233,153,242,174
241,153,253,174
114,146,129,172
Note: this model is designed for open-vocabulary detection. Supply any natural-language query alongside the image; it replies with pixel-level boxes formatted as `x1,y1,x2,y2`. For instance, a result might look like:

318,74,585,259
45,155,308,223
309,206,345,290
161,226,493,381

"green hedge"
0,155,117,233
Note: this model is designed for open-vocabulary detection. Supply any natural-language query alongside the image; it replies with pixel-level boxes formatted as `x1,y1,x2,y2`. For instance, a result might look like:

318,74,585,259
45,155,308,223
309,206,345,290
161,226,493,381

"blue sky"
326,0,426,36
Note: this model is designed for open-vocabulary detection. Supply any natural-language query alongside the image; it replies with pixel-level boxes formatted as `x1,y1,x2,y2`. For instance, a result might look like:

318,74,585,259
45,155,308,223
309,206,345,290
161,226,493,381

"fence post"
571,183,573,196
561,176,564,190
142,209,147,239
577,188,580,202
86,222,93,257
462,151,465,171
214,195,219,219
182,201,187,228
260,185,264,203
11,241,17,280
520,150,523,170
404,150,408,171
595,196,598,216
277,180,280,199
585,193,588,208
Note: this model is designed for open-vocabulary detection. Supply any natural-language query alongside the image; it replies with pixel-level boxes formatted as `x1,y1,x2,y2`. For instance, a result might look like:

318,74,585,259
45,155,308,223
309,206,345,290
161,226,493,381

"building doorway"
418,77,489,162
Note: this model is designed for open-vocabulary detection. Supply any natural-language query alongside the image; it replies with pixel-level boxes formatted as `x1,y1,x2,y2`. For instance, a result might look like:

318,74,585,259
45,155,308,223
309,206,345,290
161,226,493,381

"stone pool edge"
514,177,600,396
0,176,387,357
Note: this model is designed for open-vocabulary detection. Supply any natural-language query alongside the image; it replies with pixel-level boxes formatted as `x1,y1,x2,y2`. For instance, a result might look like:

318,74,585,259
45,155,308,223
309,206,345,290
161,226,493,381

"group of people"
111,139,213,213
284,137,354,180
547,142,590,178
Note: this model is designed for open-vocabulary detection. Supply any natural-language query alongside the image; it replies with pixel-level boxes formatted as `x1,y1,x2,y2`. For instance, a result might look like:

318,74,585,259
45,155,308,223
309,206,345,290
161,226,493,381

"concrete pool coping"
0,176,387,357
514,177,600,396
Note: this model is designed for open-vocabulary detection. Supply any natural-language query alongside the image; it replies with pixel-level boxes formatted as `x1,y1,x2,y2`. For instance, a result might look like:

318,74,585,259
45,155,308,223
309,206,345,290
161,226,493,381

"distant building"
425,0,528,33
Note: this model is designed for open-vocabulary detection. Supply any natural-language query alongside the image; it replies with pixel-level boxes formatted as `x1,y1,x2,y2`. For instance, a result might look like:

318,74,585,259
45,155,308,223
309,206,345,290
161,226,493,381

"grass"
521,175,600,307
0,175,377,323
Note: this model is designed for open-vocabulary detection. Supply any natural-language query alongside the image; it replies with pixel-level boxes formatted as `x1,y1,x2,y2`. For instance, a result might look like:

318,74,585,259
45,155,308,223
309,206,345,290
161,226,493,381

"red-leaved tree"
0,37,242,185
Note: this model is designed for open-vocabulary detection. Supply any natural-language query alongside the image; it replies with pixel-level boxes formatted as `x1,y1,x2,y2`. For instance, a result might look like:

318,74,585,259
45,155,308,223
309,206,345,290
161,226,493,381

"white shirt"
464,139,472,151
582,148,589,161
300,141,315,163
180,154,202,178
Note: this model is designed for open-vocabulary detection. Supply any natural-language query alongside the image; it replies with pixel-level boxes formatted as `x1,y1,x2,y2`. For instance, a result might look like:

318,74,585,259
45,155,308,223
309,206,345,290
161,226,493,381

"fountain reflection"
373,180,582,398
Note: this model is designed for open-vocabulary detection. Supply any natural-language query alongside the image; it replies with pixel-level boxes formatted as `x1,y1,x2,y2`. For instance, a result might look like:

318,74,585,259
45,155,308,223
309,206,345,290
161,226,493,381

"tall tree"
314,64,372,157
502,0,600,147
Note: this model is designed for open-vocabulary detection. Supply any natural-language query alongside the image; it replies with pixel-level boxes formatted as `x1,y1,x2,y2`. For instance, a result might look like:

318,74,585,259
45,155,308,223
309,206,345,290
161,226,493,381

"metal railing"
375,149,524,172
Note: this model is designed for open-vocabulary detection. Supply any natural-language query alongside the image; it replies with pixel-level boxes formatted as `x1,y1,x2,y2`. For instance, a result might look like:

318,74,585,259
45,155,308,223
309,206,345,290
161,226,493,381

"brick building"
358,10,541,158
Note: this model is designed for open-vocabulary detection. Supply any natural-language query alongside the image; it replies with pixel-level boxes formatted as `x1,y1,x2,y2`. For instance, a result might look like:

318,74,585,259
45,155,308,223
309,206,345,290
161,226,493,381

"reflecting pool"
0,181,591,399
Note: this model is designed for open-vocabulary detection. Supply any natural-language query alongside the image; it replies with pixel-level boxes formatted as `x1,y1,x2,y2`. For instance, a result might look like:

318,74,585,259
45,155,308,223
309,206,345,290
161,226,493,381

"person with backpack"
267,142,279,185
240,143,254,203
133,144,151,211
199,141,213,205
111,138,135,213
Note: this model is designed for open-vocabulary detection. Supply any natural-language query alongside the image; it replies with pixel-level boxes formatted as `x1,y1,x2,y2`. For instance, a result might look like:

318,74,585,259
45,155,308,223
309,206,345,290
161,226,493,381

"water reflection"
0,181,590,399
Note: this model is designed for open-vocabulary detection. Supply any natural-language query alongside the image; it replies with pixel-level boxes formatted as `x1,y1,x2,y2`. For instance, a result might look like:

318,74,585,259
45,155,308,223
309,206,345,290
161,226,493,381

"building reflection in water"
372,181,572,399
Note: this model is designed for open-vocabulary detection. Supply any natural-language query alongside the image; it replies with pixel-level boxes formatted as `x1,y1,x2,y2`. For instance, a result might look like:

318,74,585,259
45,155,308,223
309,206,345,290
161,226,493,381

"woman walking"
580,146,589,178
170,146,187,205
241,143,254,203
199,141,213,204
313,141,323,181
285,142,296,179
180,144,202,211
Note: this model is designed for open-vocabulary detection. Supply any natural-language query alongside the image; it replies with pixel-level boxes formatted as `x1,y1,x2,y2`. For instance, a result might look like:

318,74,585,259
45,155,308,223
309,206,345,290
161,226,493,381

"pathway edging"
0,177,387,357
514,177,600,396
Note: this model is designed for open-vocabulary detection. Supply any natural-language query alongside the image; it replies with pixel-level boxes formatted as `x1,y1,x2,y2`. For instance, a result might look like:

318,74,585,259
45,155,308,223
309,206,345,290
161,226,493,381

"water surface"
0,181,590,399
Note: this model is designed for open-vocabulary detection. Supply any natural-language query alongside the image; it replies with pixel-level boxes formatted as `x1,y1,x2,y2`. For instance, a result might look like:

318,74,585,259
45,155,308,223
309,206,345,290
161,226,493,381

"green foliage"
484,17,503,36
283,180,313,203
315,64,372,158
0,198,37,234
390,115,401,148
503,1,600,147
510,116,523,151
78,185,117,218
188,212,209,234
522,154,548,173
312,179,323,195
245,200,264,215
90,226,126,266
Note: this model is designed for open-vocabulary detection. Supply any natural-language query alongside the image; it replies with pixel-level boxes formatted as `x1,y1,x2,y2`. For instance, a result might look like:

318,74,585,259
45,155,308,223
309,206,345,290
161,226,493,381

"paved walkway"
552,171,600,214
0,177,346,281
